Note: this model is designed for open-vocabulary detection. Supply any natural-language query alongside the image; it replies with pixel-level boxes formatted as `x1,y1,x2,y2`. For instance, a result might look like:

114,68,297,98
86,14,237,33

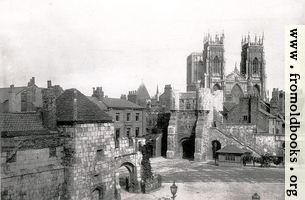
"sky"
0,0,304,98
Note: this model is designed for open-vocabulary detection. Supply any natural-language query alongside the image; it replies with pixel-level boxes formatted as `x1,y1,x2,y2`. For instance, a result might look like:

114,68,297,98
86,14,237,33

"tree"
140,144,153,182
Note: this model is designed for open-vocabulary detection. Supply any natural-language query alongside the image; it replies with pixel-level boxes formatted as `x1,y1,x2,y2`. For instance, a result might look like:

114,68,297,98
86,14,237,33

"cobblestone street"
121,157,284,200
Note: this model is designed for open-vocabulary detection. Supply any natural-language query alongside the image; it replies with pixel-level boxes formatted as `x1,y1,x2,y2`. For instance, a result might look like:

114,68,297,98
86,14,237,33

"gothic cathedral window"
252,57,259,75
213,56,220,75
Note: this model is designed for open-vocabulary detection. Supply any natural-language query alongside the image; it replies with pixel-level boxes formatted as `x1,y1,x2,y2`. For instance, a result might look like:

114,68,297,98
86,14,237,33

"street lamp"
170,181,178,200
252,193,260,200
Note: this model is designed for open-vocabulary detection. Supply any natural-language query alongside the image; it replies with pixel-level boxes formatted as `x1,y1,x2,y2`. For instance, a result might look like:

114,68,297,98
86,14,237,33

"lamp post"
252,193,260,200
170,181,178,200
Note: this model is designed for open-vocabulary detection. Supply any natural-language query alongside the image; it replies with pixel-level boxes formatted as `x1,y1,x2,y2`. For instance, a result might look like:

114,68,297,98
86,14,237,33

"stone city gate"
113,151,143,200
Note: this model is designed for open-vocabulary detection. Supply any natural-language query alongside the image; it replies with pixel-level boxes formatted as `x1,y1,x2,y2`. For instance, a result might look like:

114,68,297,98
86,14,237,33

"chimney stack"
92,86,104,100
47,80,52,88
41,88,57,130
28,77,36,87
8,84,20,112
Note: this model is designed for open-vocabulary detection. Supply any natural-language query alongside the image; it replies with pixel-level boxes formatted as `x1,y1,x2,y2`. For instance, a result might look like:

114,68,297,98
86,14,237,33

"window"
115,113,120,121
186,102,191,109
135,127,140,137
213,56,221,74
225,154,235,161
115,129,120,148
96,149,104,161
243,115,248,121
126,128,133,146
49,147,57,158
6,151,16,163
127,113,131,121
126,128,131,137
253,58,259,74
135,113,140,121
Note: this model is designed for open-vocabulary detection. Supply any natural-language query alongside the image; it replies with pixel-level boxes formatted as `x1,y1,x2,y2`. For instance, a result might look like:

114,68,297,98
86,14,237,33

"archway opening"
118,162,136,193
213,83,221,92
181,137,195,160
253,84,260,97
92,186,104,200
211,140,221,159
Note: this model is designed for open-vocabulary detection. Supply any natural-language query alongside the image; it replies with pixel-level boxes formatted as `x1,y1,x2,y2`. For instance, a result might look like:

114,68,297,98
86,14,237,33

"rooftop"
0,112,47,135
88,96,144,110
216,145,250,154
56,89,112,124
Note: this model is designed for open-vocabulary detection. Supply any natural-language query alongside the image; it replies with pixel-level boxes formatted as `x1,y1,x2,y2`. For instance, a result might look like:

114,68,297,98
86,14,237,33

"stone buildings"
186,33,266,103
0,78,63,113
89,86,146,148
166,33,284,162
1,84,144,200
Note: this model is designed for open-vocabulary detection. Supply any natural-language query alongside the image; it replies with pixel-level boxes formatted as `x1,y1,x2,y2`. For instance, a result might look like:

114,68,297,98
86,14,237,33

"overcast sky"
0,0,304,97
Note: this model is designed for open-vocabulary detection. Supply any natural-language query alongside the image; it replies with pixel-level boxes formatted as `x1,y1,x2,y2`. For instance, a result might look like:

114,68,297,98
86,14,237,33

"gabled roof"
223,102,237,112
225,67,246,82
217,145,249,154
56,89,112,124
0,112,46,133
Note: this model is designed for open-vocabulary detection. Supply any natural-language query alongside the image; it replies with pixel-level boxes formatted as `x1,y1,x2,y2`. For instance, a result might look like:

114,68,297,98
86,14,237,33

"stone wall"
60,123,116,200
60,122,143,200
1,144,64,200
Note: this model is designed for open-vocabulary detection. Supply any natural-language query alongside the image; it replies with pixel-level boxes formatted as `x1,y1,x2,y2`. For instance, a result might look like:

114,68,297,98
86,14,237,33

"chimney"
28,77,36,87
47,80,52,88
8,84,17,112
127,90,137,104
41,88,57,130
92,86,104,100
120,94,127,100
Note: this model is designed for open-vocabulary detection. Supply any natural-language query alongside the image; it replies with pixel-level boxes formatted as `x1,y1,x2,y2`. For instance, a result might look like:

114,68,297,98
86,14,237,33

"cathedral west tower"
240,34,266,99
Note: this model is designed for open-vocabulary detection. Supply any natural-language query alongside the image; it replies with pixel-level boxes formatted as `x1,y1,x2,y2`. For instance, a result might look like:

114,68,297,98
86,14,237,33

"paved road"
121,157,284,200
150,157,284,183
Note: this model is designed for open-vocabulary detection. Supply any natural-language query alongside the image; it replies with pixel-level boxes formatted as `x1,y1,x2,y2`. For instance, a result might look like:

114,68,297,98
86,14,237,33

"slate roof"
56,89,112,124
88,96,144,110
102,97,144,109
216,145,249,154
0,112,46,133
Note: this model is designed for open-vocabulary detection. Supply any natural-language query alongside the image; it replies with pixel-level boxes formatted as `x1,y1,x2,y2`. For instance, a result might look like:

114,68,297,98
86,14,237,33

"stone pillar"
166,129,178,158
134,152,142,193
194,111,210,161
194,88,215,161
166,111,178,158
115,172,121,200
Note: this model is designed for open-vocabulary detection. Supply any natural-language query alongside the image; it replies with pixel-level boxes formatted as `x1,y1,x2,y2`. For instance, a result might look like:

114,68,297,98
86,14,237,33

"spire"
155,84,160,101
234,62,238,73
